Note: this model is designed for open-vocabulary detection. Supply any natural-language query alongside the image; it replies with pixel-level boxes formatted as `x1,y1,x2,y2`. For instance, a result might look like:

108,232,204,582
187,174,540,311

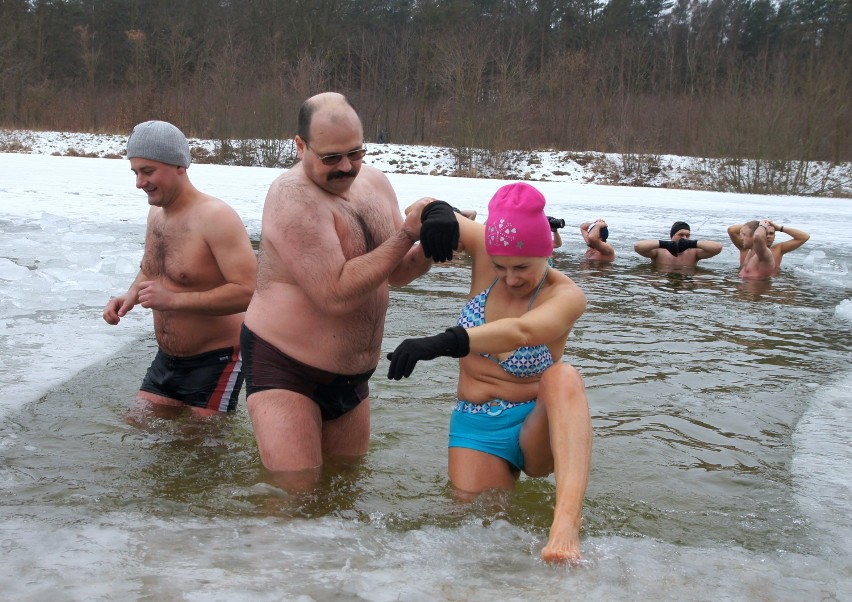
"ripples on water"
558,254,849,552
1,250,850,599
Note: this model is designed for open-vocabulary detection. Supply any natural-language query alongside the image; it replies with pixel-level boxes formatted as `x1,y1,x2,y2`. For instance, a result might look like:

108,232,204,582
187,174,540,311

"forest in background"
0,0,849,180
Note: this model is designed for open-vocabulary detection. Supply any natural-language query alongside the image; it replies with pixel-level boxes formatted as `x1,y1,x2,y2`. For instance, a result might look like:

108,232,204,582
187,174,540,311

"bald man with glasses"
241,92,457,490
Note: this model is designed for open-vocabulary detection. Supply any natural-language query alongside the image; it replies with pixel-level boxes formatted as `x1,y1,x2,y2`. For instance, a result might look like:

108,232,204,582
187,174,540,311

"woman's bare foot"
541,544,581,565
540,517,582,564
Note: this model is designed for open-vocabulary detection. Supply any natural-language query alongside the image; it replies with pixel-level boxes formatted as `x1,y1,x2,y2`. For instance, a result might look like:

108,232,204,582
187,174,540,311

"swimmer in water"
736,220,776,279
102,120,257,417
388,182,592,564
241,91,458,490
727,219,810,273
633,221,722,267
579,218,615,262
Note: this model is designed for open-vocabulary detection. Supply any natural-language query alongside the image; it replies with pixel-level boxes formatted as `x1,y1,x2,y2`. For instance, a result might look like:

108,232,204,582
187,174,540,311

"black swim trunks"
139,346,244,412
240,324,373,421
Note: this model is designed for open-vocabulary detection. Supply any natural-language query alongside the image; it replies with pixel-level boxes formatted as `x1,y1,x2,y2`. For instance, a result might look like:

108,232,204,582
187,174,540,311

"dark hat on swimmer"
587,221,610,242
670,221,690,238
126,120,191,168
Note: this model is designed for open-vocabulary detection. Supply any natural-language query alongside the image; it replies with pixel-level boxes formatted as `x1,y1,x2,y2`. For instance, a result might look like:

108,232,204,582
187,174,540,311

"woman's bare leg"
520,364,592,563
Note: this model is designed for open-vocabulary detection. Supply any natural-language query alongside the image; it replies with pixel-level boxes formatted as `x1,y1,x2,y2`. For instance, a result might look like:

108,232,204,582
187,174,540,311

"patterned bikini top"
456,272,554,379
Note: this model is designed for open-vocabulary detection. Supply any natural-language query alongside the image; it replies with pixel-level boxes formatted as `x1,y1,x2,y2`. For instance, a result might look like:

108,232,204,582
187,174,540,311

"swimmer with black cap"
633,220,722,266
579,218,615,262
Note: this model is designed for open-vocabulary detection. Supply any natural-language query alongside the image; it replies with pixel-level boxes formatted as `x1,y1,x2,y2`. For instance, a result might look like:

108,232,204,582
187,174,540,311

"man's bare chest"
335,201,395,258
142,220,217,286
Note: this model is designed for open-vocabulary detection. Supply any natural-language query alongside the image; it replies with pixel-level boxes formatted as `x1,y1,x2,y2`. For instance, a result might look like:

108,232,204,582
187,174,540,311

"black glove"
420,201,460,263
658,239,679,256
547,216,566,230
387,326,470,380
676,238,698,253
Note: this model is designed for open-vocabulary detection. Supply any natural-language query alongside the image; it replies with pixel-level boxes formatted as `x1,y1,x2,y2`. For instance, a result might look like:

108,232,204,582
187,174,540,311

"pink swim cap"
485,182,553,257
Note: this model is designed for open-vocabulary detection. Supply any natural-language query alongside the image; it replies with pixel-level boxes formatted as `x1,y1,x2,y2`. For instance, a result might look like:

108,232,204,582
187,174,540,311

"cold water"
0,154,850,601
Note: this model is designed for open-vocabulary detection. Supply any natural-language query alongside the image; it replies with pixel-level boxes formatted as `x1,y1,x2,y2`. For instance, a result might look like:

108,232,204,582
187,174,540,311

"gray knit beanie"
126,120,191,168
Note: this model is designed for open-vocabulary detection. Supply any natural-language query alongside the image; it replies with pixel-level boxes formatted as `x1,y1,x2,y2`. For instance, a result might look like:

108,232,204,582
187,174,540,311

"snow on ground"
1,128,850,196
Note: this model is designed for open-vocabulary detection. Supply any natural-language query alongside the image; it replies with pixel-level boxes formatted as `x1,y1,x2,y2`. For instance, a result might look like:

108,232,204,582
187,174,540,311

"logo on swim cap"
487,218,519,250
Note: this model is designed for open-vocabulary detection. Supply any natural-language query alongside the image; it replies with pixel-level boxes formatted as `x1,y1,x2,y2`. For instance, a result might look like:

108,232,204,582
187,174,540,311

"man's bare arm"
552,229,563,249
579,222,592,244
633,239,660,258
585,221,614,257
752,223,775,265
770,221,810,255
103,269,147,324
314,228,418,315
695,240,723,259
389,242,432,287
727,224,745,250
271,174,423,316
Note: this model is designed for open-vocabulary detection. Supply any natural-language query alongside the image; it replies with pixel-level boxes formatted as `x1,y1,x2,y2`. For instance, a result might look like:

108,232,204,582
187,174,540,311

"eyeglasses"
306,143,368,166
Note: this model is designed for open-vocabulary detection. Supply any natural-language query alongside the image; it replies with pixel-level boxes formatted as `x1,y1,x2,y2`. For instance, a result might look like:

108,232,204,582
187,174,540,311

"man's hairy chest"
142,218,219,287
334,198,396,258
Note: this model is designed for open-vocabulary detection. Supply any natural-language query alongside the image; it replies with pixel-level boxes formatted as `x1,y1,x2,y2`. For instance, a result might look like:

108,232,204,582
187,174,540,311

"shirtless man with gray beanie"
102,120,257,417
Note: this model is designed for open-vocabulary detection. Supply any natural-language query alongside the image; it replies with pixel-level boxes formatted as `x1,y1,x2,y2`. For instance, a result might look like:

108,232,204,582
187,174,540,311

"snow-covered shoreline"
2,128,849,196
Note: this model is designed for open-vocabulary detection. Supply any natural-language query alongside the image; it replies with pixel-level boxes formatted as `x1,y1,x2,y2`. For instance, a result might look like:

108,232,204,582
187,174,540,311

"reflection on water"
1,254,851,598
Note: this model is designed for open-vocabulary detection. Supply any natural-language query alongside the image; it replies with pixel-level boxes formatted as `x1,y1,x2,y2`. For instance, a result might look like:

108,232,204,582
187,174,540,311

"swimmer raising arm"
242,92,458,490
388,182,592,564
634,220,722,267
728,219,810,269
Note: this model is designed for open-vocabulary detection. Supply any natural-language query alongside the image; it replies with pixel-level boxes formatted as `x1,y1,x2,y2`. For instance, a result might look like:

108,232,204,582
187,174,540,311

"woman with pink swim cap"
387,182,592,564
